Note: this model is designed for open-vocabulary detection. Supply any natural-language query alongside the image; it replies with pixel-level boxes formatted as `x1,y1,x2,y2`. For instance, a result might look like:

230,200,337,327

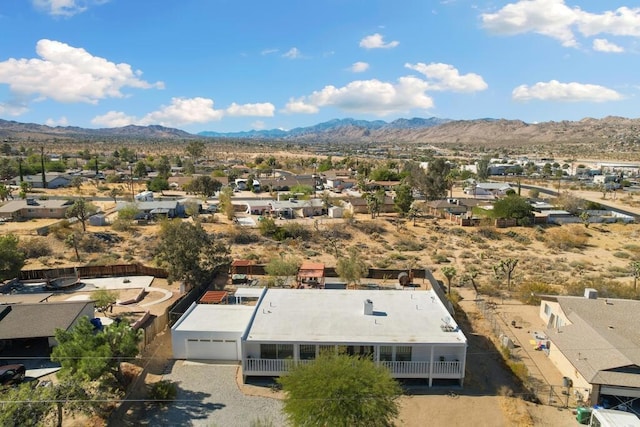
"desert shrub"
353,221,386,235
49,220,72,239
544,226,588,251
374,258,391,268
78,235,105,253
477,227,501,240
86,253,121,265
432,252,449,264
282,223,312,240
230,229,262,244
517,282,557,305
469,234,485,244
613,251,631,259
623,244,640,253
505,360,528,383
429,235,438,243
388,252,408,261
18,238,52,259
394,238,424,252
111,218,134,232
149,380,177,405
504,231,531,245
450,228,467,237
458,250,475,259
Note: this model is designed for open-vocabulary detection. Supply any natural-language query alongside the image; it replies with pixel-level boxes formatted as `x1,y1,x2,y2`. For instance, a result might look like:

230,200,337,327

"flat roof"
246,289,466,345
234,288,265,299
173,304,255,333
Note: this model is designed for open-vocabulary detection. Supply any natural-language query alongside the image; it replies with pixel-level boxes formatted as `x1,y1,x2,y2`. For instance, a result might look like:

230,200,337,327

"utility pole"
40,146,46,189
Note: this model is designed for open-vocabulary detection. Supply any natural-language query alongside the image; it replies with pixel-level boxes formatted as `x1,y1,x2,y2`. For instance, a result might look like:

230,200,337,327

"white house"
539,289,640,412
172,288,468,387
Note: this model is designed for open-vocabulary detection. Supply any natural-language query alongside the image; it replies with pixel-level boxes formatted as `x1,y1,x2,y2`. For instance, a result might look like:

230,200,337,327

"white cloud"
32,0,110,17
577,6,640,37
481,0,578,47
91,111,137,127
0,101,28,116
592,38,624,53
283,77,433,116
92,97,275,128
283,98,319,114
512,80,623,102
261,48,278,55
405,62,488,92
350,62,370,73
251,120,266,130
359,33,400,49
45,116,68,126
481,1,640,48
226,102,275,117
0,39,163,105
283,47,301,59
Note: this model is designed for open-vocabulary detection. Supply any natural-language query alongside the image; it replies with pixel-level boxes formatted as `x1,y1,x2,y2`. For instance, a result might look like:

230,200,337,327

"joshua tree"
493,258,519,292
631,261,640,292
441,266,457,295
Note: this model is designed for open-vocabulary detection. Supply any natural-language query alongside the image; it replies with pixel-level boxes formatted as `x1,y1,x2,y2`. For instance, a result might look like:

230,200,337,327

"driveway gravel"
145,361,287,427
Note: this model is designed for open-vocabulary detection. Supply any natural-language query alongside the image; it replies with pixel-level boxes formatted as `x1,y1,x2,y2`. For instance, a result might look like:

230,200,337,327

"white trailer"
135,190,154,202
590,408,640,427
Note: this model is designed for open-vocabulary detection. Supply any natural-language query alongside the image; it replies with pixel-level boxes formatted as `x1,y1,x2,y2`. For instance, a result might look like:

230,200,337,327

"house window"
396,346,412,362
277,344,293,359
299,345,316,360
260,344,293,359
380,346,393,362
260,344,276,359
544,303,551,315
319,345,335,355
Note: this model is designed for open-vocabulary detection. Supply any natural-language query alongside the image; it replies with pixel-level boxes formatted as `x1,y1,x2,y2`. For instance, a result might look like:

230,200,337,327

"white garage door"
186,339,238,360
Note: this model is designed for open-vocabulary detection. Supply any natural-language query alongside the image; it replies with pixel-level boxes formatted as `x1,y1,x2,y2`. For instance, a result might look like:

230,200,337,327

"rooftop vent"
584,288,598,299
363,299,373,316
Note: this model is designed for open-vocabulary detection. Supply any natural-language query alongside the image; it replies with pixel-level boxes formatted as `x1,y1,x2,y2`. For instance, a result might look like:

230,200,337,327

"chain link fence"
475,299,583,408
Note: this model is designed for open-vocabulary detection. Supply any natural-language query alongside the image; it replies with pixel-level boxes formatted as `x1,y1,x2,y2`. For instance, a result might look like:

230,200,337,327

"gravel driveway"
146,361,287,427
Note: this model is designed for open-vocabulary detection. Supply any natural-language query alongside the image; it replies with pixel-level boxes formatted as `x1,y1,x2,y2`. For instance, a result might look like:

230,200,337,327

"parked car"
0,364,26,386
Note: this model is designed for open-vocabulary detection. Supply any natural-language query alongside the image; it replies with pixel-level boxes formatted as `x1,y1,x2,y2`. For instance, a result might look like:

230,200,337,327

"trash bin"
576,406,591,424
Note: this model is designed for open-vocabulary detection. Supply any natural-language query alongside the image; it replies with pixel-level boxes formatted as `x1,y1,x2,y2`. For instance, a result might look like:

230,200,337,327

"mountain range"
1,116,639,146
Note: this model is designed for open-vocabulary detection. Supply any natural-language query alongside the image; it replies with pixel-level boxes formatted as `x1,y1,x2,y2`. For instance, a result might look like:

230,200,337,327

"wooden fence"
19,263,168,281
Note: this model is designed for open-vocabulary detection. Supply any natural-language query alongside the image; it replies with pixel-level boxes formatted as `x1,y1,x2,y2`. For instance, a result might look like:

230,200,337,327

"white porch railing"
244,358,463,379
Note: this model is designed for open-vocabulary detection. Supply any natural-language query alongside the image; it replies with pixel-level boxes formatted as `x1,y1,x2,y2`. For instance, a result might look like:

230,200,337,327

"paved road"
519,183,640,220
146,362,287,427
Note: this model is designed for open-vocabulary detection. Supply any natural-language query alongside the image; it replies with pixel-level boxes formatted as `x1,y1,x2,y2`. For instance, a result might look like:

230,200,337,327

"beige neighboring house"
344,195,395,215
540,289,640,412
0,198,74,221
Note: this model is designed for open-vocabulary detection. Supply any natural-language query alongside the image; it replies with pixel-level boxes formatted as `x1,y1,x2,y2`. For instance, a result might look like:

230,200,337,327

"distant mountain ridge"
1,116,639,146
198,117,451,139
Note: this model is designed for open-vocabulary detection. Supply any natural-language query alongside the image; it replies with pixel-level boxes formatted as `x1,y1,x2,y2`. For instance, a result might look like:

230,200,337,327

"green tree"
405,159,450,201
336,247,369,289
108,187,124,203
492,194,532,224
0,382,53,426
66,198,98,232
184,175,222,198
265,255,300,287
51,316,141,387
70,175,83,192
0,183,10,201
185,140,205,163
278,352,401,427
155,219,231,289
155,155,171,179
393,184,414,216
218,186,235,220
147,177,169,193
476,158,490,181
441,266,457,295
133,160,147,178
93,289,117,315
0,234,25,281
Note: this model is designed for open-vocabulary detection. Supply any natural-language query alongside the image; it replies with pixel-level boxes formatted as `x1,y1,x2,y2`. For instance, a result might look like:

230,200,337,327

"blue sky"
0,0,639,133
